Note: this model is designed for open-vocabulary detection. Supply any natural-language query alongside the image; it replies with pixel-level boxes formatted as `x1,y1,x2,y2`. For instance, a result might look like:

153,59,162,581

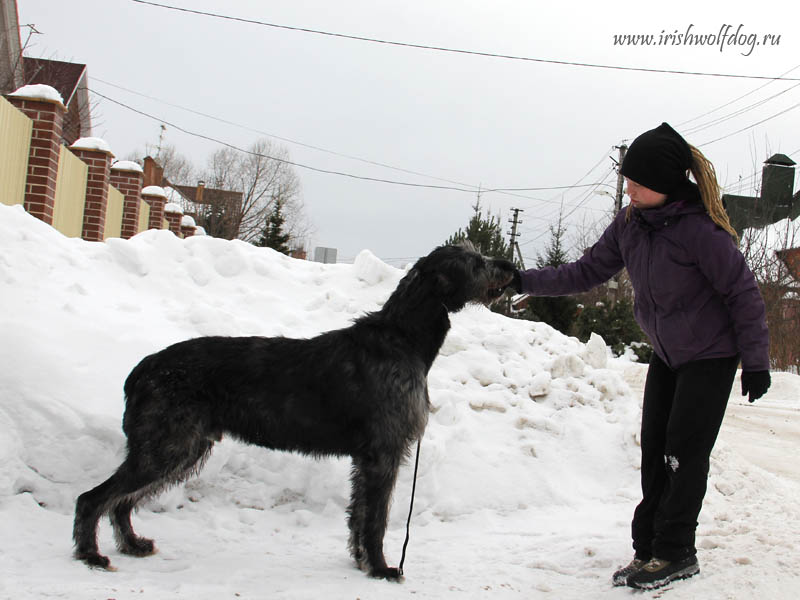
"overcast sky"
17,0,800,265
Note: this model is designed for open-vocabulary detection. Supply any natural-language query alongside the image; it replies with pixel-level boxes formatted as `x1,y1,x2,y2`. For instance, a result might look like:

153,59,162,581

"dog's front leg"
358,453,403,581
347,459,368,570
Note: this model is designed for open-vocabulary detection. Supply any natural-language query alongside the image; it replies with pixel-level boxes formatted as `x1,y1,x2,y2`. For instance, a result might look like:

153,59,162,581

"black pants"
631,353,739,561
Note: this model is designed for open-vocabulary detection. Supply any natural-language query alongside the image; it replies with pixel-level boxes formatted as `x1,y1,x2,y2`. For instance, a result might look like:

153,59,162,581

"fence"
53,145,88,237
0,86,196,241
0,95,32,207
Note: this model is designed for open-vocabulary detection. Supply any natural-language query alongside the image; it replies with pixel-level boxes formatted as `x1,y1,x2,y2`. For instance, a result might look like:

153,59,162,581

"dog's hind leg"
73,459,161,568
110,495,156,557
110,439,215,558
74,471,124,569
354,453,403,580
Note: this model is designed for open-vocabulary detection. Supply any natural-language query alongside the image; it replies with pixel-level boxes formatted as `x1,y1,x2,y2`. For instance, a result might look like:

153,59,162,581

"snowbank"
1,203,798,599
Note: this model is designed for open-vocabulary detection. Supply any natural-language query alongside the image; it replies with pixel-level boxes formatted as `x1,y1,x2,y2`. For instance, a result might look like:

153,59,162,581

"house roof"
172,184,243,207
23,57,87,106
765,153,797,167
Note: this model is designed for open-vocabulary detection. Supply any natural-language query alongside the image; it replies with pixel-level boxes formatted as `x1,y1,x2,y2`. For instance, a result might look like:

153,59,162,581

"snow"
141,185,168,198
70,136,114,154
164,202,184,215
1,201,799,599
181,215,196,228
9,83,64,104
111,160,144,173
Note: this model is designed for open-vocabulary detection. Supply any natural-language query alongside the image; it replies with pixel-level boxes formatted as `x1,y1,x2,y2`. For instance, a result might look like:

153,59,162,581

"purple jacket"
520,182,769,371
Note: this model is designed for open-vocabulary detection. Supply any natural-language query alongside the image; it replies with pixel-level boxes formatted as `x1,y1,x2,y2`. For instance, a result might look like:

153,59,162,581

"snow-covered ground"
1,202,798,599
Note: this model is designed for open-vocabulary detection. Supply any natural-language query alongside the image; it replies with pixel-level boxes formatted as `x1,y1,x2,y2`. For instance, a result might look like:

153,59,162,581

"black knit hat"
620,122,692,194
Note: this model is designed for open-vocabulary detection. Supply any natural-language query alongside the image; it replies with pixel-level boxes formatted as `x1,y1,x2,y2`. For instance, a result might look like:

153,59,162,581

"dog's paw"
120,537,157,557
76,551,115,571
370,566,404,582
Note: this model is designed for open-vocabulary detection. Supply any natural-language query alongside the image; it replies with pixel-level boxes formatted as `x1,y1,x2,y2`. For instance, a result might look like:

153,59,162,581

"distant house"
777,247,800,284
724,154,799,234
142,156,244,240
22,57,92,145
0,0,92,145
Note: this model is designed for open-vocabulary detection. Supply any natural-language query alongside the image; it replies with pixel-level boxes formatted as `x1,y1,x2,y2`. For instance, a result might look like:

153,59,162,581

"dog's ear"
434,271,454,296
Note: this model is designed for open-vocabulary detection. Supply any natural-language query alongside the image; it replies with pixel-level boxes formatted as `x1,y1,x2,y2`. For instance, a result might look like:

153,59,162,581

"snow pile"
9,83,64,104
70,137,114,154
141,185,167,197
111,160,144,173
1,202,799,599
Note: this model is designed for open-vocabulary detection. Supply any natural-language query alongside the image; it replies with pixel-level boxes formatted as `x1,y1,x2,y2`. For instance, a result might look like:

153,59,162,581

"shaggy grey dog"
73,243,515,579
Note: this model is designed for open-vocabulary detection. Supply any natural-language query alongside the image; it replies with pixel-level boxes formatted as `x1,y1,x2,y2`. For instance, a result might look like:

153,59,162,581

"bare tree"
202,139,306,245
740,217,800,372
123,143,196,186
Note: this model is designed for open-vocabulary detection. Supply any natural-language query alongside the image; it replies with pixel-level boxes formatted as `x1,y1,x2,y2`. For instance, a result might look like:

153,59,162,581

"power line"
129,0,800,82
89,87,617,201
91,77,484,191
678,63,800,128
89,88,475,192
683,81,800,136
699,100,800,146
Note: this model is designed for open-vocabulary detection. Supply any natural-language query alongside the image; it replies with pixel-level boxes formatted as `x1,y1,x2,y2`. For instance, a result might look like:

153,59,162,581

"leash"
398,438,422,576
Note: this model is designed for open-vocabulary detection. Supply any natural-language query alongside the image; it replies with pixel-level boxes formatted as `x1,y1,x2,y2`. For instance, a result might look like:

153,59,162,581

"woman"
510,123,770,590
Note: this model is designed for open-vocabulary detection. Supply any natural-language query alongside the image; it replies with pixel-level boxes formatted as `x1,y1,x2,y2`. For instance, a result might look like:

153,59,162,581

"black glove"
509,270,522,294
741,370,770,403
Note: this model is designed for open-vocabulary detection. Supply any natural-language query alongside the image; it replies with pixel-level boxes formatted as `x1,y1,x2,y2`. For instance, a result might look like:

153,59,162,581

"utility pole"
607,143,628,307
508,208,525,268
613,144,628,213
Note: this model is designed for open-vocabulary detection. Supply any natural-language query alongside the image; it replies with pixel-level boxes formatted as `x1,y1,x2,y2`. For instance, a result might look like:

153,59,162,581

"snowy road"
722,380,800,485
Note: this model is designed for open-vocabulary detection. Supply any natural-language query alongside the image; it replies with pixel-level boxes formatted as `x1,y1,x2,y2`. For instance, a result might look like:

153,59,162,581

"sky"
16,0,800,265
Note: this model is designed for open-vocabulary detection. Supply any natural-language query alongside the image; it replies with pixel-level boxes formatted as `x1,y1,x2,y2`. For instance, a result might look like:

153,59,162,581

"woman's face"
625,178,668,209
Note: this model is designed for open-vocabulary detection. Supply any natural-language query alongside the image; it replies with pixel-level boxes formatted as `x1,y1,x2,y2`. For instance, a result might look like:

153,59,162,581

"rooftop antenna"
156,124,166,158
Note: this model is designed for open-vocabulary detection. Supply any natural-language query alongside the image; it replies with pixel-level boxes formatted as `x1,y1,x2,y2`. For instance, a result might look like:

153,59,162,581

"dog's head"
412,243,516,312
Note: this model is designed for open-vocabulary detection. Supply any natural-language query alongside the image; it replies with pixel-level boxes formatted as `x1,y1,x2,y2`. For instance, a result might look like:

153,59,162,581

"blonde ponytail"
689,145,739,244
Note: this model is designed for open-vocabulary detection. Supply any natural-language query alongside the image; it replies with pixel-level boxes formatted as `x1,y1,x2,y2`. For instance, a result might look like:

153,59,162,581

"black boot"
612,557,648,586
627,555,699,590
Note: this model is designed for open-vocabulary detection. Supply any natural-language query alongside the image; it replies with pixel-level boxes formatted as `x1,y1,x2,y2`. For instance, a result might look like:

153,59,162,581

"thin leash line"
398,438,422,575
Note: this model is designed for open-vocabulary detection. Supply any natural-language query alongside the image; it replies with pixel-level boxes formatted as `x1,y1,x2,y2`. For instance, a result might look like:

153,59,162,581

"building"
724,154,799,234
0,0,91,145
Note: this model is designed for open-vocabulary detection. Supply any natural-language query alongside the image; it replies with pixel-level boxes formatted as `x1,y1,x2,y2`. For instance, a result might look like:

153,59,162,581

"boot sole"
627,563,700,590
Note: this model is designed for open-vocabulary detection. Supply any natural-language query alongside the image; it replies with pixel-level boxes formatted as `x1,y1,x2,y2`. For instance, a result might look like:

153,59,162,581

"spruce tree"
445,200,511,258
257,201,291,254
521,217,579,334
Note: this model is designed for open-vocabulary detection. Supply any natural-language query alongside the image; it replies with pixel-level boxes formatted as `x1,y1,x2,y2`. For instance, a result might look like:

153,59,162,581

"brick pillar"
110,163,144,239
164,203,183,236
7,95,66,225
180,215,196,238
71,143,114,242
141,186,167,230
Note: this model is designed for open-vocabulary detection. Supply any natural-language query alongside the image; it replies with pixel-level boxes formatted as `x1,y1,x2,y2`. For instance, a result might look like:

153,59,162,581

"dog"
73,243,515,579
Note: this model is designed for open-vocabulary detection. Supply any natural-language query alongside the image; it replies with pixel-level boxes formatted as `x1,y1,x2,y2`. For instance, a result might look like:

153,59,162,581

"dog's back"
121,330,428,458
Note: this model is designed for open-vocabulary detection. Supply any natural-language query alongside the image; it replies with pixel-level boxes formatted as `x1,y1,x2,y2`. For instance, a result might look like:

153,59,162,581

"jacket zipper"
645,230,670,367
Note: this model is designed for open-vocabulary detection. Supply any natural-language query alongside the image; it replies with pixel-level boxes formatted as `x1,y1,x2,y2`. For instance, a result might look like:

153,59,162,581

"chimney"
761,154,796,222
196,180,205,204
142,156,164,187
